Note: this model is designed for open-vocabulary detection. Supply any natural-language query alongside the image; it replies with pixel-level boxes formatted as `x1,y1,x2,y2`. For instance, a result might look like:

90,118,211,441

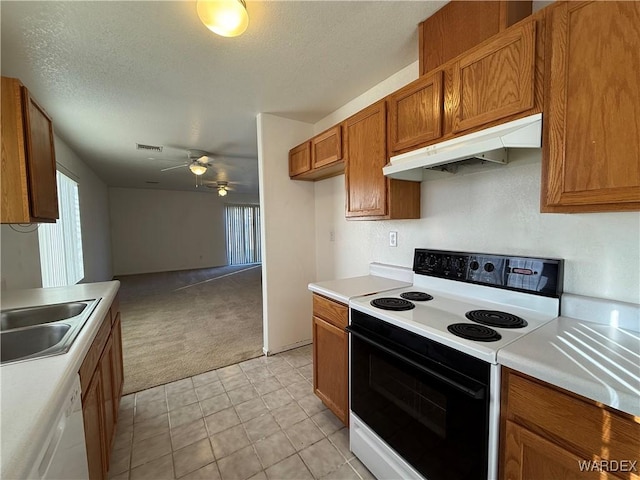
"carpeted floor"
116,264,264,394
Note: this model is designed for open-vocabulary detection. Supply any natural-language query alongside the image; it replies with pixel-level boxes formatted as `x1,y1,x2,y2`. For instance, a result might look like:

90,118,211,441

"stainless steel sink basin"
1,324,71,363
1,302,87,331
0,299,100,365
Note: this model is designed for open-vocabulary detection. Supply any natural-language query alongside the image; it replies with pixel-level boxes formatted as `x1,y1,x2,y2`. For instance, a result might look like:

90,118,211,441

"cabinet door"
541,1,640,212
388,70,443,154
111,313,124,411
312,126,342,169
452,19,536,133
345,100,388,218
100,336,116,459
83,372,106,480
312,316,348,426
22,86,59,220
502,420,616,480
289,141,311,177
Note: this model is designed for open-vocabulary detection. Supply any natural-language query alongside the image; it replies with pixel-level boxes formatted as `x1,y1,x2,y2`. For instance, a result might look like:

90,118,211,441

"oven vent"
136,143,163,152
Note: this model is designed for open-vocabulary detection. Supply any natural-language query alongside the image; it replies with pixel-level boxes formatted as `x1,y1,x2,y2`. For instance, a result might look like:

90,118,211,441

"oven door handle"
346,327,486,400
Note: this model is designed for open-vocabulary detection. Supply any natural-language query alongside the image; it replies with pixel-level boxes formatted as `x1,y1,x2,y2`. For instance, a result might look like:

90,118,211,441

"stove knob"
484,262,495,272
426,255,438,268
470,261,480,271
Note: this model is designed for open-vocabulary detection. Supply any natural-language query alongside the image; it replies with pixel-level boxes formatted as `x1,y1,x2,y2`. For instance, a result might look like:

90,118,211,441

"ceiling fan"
160,150,214,176
205,180,235,196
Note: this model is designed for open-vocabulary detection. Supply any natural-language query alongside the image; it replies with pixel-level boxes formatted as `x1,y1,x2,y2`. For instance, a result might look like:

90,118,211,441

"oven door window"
351,332,489,480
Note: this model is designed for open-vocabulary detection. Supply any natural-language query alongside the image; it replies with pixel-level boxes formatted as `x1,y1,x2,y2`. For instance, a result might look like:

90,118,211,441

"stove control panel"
413,249,563,298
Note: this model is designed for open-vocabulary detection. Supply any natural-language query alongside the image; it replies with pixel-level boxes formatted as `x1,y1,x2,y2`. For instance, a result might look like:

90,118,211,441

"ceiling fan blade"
160,163,188,172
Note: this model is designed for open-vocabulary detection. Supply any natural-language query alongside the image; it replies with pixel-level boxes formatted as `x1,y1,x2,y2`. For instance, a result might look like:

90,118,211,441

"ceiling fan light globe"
218,187,228,197
197,0,249,38
189,163,208,176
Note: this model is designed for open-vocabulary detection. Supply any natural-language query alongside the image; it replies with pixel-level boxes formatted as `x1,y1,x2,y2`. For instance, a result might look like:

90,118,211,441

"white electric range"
347,249,563,480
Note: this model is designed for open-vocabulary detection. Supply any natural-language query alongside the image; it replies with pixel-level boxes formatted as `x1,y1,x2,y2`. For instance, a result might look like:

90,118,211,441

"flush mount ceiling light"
196,0,249,37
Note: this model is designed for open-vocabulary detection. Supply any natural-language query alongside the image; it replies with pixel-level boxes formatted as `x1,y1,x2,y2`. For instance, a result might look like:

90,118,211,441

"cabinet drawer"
312,294,347,330
504,370,640,463
79,312,111,394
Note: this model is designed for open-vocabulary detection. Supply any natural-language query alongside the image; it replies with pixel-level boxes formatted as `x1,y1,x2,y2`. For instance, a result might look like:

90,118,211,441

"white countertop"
308,275,412,304
1,281,120,480
498,316,640,417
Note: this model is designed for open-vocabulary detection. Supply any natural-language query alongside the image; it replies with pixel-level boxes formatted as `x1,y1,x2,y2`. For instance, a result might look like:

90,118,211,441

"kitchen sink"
0,299,99,365
1,302,87,331
1,324,71,364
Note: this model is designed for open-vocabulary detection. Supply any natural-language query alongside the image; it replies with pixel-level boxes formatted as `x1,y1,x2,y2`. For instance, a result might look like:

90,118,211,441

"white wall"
257,113,315,354
1,135,113,290
311,65,640,305
109,188,258,276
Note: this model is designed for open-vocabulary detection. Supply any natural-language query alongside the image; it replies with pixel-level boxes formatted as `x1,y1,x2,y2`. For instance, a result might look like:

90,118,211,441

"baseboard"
264,339,312,356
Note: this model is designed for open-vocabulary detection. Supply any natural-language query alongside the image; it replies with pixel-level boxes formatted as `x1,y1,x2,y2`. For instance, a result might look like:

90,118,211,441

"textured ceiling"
1,1,445,195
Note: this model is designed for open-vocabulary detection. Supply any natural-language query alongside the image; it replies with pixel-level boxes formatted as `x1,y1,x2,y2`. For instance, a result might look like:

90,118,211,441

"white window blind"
225,204,261,265
38,171,84,287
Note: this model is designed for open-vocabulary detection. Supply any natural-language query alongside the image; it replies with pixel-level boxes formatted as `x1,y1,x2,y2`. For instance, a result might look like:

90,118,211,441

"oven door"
348,314,490,480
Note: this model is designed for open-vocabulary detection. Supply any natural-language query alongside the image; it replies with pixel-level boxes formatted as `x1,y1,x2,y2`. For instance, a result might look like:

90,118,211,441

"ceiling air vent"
136,143,163,152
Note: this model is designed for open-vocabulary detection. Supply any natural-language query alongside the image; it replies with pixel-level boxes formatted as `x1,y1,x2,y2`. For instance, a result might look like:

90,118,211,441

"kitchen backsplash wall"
1,135,113,290
314,151,640,304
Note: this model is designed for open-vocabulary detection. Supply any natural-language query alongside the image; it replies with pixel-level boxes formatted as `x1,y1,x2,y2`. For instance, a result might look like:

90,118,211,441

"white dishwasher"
29,374,89,480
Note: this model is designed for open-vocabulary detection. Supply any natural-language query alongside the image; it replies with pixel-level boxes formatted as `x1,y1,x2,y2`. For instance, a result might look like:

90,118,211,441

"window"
225,204,261,265
38,171,84,287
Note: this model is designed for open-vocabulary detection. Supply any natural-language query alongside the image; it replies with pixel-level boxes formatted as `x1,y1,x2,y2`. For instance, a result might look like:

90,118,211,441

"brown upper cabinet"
387,70,443,155
288,140,311,178
312,125,343,170
388,12,545,157
1,76,59,223
289,125,344,181
541,1,640,213
419,1,532,76
451,19,537,134
344,100,420,220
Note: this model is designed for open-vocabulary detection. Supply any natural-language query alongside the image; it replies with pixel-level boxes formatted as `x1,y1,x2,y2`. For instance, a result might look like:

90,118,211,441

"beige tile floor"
109,345,375,480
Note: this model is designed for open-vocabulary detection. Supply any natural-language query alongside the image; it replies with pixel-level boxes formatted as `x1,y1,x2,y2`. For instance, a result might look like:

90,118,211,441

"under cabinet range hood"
384,113,543,181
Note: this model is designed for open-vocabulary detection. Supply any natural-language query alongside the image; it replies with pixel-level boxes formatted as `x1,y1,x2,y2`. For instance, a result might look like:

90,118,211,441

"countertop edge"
1,281,121,480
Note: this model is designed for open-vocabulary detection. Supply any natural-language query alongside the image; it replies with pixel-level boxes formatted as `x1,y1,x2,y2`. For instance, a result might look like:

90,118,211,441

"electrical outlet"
389,231,398,247
329,230,335,242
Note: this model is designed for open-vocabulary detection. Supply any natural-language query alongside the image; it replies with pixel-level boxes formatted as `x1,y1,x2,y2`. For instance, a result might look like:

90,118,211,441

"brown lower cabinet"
312,294,349,426
80,294,124,480
500,368,640,480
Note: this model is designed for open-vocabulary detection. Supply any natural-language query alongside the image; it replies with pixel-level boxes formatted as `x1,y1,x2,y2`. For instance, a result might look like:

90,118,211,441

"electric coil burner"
400,291,433,301
370,297,415,311
348,249,563,480
447,323,502,342
465,309,528,328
